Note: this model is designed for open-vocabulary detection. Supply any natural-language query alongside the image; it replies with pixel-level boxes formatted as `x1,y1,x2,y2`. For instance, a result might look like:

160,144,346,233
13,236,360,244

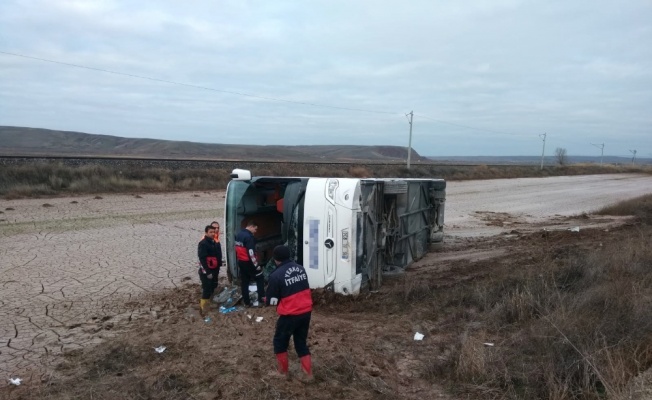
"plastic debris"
256,317,264,322
483,343,495,347
247,314,252,319
219,306,239,314
414,332,424,341
203,316,212,323
213,289,227,303
154,346,167,353
570,226,580,232
9,377,22,386
213,286,239,304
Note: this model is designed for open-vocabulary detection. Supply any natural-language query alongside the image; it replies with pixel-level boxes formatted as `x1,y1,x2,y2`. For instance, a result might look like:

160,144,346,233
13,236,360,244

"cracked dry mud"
1,174,651,386
0,192,225,380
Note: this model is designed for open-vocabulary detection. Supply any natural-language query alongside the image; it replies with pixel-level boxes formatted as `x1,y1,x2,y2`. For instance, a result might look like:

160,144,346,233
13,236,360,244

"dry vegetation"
5,196,652,400
424,194,652,399
1,161,650,199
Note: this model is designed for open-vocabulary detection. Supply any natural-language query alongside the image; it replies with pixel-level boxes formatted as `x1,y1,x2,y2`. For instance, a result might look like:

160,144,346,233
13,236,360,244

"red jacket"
234,228,258,266
265,260,312,316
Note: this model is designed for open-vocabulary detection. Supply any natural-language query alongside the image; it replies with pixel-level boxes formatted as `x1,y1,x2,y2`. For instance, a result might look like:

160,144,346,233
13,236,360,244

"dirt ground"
1,174,651,399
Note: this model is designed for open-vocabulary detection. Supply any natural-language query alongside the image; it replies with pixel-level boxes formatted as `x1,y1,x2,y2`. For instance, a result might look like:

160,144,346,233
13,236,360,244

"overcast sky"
1,0,650,157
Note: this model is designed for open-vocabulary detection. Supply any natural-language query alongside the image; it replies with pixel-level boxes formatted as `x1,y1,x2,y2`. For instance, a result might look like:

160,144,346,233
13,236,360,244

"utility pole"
539,133,547,170
591,142,605,166
406,111,414,169
629,149,637,165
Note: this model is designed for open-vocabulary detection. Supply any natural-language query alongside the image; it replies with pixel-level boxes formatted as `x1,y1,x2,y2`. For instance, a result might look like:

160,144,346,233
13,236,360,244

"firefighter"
234,220,264,307
209,221,220,243
266,245,313,380
199,221,221,244
198,225,222,316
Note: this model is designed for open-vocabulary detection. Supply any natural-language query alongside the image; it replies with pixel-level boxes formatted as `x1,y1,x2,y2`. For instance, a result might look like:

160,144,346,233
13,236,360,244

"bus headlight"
327,179,339,202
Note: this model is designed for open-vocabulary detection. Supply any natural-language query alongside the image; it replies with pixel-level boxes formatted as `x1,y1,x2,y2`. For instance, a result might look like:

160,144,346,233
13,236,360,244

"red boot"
276,352,289,375
299,355,314,383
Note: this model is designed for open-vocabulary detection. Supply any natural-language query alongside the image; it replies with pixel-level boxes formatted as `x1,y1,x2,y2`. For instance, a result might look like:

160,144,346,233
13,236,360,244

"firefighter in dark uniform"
266,245,313,380
234,221,264,307
198,225,222,316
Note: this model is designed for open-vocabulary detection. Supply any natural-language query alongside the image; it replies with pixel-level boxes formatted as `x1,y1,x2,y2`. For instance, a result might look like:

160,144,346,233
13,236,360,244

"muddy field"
1,174,652,399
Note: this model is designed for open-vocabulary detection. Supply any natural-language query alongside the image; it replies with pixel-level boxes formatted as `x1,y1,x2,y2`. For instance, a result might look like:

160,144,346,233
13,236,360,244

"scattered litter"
203,317,212,323
256,317,264,323
414,332,424,341
483,343,495,347
247,314,252,319
154,346,166,353
214,286,239,304
9,377,22,385
219,306,239,314
569,226,580,232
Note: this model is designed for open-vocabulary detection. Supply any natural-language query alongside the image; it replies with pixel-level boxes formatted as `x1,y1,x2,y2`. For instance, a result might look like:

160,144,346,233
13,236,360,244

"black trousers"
199,269,218,300
273,312,311,357
238,260,264,306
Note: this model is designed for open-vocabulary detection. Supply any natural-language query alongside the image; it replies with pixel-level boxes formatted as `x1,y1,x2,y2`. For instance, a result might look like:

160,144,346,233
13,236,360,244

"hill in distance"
0,126,426,163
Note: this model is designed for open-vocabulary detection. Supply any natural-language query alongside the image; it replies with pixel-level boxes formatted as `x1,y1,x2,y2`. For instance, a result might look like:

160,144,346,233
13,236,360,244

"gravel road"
446,173,652,236
1,174,651,379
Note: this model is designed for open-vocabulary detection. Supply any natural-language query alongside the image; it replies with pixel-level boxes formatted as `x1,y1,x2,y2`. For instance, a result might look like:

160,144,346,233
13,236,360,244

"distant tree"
555,147,568,165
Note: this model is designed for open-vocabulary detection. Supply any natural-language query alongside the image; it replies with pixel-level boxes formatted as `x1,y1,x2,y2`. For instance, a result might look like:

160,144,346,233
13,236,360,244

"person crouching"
266,245,313,381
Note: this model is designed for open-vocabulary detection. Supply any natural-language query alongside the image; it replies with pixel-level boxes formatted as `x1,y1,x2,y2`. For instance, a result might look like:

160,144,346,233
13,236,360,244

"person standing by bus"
209,221,220,243
234,221,264,307
266,245,313,381
198,225,222,316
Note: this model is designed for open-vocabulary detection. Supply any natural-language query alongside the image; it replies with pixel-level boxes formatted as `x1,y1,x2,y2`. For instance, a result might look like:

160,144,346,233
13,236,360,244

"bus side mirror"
231,169,252,180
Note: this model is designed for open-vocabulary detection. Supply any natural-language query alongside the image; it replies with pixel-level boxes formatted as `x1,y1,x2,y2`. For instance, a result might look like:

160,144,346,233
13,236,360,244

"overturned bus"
224,169,445,295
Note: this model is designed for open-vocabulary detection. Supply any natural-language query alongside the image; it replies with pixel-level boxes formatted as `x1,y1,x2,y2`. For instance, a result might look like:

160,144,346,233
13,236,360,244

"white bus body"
225,169,445,294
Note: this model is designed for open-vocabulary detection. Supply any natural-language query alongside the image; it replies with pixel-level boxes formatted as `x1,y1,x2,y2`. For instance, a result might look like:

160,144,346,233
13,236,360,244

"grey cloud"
1,0,651,157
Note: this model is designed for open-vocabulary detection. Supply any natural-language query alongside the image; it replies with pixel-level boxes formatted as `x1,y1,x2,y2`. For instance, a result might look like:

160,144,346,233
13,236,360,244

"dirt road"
1,174,651,382
446,173,652,236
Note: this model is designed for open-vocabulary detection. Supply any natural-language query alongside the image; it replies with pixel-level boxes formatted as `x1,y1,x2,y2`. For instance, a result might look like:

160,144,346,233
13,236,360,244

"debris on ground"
219,306,239,314
213,286,240,305
9,377,22,385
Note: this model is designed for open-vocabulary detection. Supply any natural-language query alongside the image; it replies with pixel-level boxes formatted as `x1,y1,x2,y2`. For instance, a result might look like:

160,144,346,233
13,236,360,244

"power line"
2,50,578,142
0,50,398,115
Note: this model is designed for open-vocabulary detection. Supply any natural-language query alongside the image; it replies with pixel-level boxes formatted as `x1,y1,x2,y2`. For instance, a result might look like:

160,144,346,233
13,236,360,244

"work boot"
199,299,210,316
298,355,314,383
275,352,289,377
